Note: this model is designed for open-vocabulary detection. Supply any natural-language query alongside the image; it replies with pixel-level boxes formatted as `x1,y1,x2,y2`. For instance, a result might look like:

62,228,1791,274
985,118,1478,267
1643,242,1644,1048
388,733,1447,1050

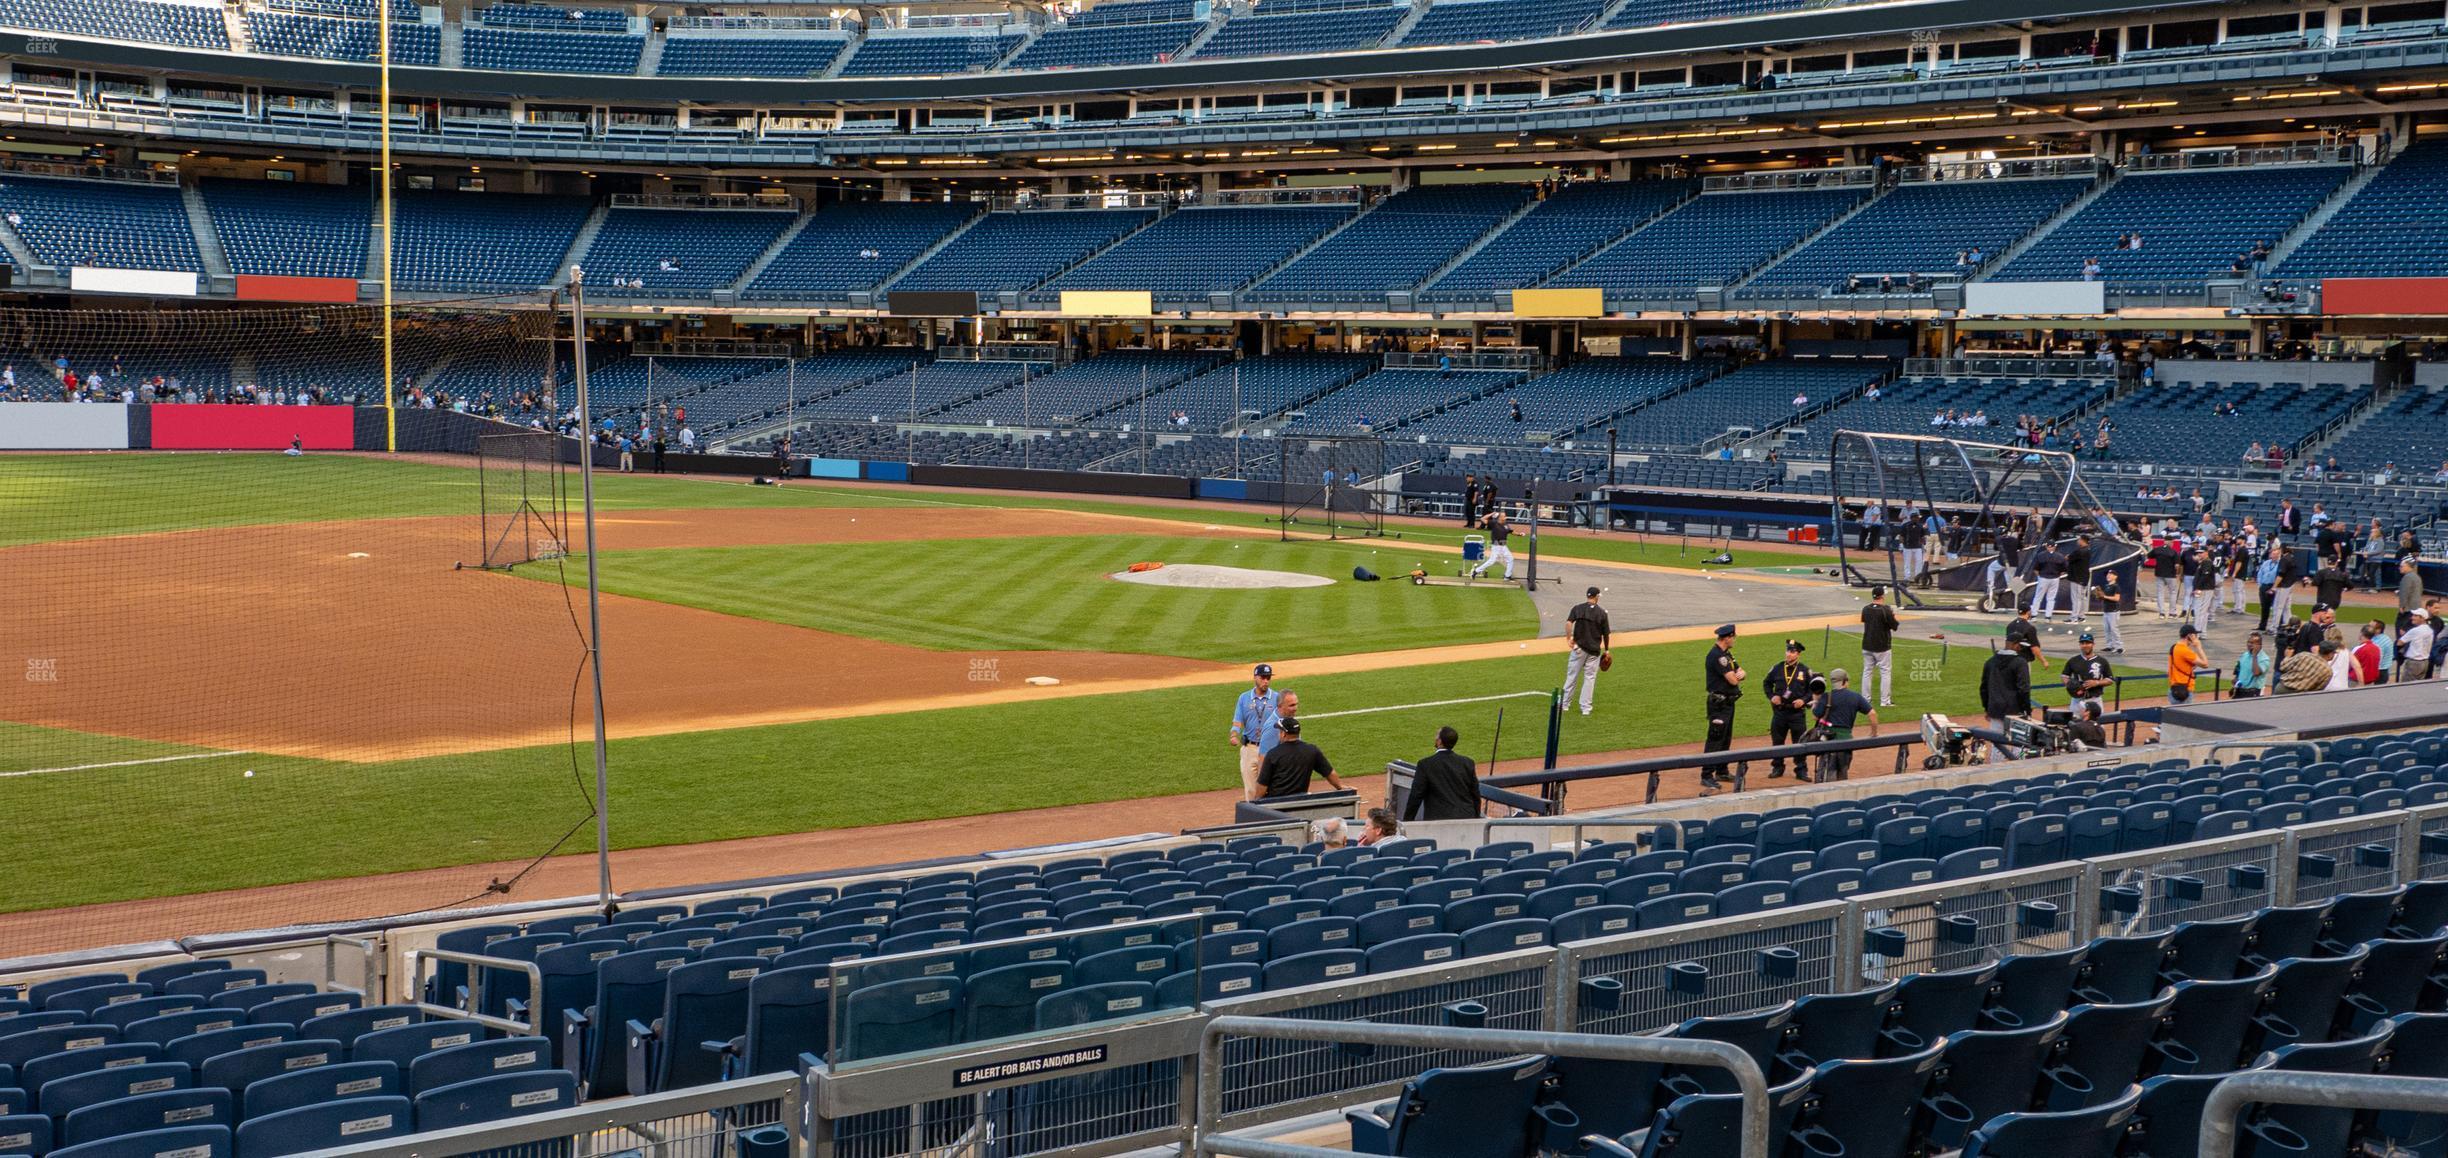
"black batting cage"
1827,430,2142,612
1277,435,1390,540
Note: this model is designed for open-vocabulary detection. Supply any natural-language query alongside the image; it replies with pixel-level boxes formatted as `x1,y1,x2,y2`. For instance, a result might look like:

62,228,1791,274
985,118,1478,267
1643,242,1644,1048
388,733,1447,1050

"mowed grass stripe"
0,633,1991,914
577,535,1538,660
0,454,925,547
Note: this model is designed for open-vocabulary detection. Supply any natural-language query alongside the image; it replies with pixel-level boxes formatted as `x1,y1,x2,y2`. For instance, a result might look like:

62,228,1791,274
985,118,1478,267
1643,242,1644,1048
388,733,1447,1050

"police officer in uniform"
1761,639,1813,779
1701,624,1744,795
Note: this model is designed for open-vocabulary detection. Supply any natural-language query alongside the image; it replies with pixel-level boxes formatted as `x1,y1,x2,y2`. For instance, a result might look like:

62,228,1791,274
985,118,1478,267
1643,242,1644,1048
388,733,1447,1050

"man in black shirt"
1563,586,1610,716
1761,639,1814,779
1257,718,1342,798
1897,510,1928,585
1470,511,1516,581
1459,473,1480,528
2067,701,2109,748
2191,545,2223,632
2004,605,2043,665
1403,725,1480,821
1811,668,1878,781
1979,640,2035,762
2065,535,2093,624
1860,585,1899,708
2272,543,2308,631
2313,557,2352,612
2148,538,2183,617
2061,632,2113,717
2031,540,2069,620
1700,624,1744,795
2093,566,2127,653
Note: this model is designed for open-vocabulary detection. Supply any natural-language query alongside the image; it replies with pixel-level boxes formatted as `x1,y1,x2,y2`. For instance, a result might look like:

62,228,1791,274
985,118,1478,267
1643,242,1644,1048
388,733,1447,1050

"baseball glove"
1598,652,1613,672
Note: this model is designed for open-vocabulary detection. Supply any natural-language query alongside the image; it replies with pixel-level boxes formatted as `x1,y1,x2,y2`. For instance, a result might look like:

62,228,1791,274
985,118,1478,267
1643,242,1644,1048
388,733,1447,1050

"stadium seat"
1347,1057,1550,1158
233,1097,411,1158
240,1061,402,1121
1957,1084,2143,1158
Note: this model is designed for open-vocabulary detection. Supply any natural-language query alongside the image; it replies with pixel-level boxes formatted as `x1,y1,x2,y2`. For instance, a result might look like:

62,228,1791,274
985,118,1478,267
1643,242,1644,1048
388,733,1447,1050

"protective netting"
1277,435,1389,540
0,302,603,961
1826,430,2138,610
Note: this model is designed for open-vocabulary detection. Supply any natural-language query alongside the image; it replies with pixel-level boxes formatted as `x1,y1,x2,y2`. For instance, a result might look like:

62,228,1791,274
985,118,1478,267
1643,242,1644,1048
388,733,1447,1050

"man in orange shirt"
2167,624,2207,703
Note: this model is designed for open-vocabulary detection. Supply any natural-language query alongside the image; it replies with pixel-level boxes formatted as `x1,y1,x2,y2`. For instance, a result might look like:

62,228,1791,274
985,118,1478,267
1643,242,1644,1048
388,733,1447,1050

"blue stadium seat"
60,1089,233,1149
233,1097,410,1158
1347,1058,1549,1158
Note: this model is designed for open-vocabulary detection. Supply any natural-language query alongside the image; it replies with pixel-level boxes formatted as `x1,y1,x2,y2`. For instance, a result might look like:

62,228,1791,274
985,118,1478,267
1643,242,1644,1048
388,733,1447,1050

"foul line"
1303,690,1553,721
0,750,254,778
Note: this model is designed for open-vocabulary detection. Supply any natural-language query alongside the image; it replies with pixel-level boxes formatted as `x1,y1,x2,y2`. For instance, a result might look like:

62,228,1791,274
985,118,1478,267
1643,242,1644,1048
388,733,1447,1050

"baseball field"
2,450,2018,955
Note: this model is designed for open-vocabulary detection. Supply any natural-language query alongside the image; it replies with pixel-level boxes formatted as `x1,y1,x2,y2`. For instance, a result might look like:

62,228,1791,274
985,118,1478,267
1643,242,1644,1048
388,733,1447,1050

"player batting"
1470,511,1516,580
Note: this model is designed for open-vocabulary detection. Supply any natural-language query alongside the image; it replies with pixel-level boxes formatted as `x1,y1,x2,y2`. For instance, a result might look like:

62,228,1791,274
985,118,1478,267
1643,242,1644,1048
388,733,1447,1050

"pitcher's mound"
1110,564,1333,590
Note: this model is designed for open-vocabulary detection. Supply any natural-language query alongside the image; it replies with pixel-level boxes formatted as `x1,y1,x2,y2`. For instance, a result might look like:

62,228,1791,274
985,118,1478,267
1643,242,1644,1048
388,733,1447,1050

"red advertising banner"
150,405,358,450
2321,278,2448,315
233,274,360,304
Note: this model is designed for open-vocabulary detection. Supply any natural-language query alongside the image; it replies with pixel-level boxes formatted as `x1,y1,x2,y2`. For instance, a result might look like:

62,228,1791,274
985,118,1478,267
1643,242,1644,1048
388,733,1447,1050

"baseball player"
1470,511,1516,580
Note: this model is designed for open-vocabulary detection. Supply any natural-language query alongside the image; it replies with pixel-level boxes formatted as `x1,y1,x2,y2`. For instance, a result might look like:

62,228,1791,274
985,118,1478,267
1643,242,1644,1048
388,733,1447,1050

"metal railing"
1210,185,1363,206
1701,166,1876,192
609,192,797,211
2124,143,2350,171
2200,1072,2448,1158
1558,903,1847,1035
1903,357,2117,380
1383,349,1545,371
1477,815,1684,849
1197,1018,1772,1158
1892,156,2103,183
305,1070,800,1158
408,946,545,1036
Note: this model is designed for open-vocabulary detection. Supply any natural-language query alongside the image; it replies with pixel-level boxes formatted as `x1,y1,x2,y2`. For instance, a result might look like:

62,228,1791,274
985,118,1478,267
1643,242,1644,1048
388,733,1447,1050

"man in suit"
1403,726,1482,821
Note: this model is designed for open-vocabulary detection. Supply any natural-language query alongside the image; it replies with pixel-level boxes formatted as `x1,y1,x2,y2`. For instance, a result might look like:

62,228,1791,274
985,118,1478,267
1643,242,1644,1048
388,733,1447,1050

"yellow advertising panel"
1510,287,1605,317
1060,290,1154,316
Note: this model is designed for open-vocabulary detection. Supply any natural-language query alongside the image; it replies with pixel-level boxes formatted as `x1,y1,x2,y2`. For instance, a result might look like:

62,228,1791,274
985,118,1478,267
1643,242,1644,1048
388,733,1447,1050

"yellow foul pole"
378,0,396,452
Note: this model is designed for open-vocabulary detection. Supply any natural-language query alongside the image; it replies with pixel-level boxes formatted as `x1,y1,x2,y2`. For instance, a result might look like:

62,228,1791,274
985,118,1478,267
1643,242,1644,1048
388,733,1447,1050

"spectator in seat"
1356,808,1400,847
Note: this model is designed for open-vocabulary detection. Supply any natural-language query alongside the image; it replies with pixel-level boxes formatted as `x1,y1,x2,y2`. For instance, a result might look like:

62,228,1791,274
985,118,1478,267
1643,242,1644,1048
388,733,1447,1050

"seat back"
413,1070,580,1133
645,961,760,1090
52,1125,232,1158
960,962,1071,1046
408,1037,550,1098
838,978,961,1062
241,1061,401,1120
737,965,840,1075
61,1089,234,1148
1959,1084,2142,1158
577,948,691,1097
1373,1058,1548,1158
199,1039,342,1099
234,1096,411,1158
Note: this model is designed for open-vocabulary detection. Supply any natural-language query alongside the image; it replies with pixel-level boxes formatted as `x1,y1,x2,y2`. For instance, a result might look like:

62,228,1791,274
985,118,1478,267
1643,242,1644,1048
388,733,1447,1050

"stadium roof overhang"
0,0,2220,104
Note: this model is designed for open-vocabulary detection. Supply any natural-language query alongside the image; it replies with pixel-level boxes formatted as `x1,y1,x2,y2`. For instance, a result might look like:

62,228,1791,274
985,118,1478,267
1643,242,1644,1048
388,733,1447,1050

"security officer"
1228,663,1278,801
1701,623,1744,795
1761,639,1814,779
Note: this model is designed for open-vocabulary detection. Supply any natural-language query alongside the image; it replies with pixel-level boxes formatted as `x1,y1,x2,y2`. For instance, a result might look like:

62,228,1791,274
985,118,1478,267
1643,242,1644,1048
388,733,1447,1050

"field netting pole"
569,267,614,914
377,0,395,453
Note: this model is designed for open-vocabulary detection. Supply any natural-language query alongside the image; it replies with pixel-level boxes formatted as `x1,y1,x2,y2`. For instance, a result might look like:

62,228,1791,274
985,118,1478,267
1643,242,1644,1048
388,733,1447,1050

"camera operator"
1979,639,2035,762
2067,701,2109,748
1762,639,1814,780
1700,624,1744,796
1810,668,1878,782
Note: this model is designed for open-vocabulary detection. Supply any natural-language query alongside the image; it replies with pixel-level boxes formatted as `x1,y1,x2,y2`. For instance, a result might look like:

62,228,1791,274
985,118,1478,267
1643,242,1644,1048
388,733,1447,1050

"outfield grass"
0,454,907,547
0,632,1991,913
578,535,1535,659
0,455,1840,575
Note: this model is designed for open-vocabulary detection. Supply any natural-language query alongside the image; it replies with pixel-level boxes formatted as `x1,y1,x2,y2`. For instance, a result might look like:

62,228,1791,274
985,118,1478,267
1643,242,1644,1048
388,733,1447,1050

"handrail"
2200,1072,2448,1158
296,1071,803,1158
409,947,544,1036
1196,1016,1771,1158
1477,815,1684,849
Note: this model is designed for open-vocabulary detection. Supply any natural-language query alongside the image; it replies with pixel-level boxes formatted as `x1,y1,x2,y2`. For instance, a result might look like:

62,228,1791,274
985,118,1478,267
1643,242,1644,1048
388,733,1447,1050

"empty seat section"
1245,185,1535,304
1033,205,1352,305
1989,164,2351,288
198,178,369,280
1548,187,1869,299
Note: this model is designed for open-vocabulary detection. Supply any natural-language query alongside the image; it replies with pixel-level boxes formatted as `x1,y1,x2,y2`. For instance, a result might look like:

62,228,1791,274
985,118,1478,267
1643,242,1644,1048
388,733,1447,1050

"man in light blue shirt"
1230,664,1278,801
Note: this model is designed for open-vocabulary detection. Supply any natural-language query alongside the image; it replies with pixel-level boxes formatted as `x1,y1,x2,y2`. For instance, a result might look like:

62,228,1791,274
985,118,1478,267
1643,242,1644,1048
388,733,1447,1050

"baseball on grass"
244,770,255,778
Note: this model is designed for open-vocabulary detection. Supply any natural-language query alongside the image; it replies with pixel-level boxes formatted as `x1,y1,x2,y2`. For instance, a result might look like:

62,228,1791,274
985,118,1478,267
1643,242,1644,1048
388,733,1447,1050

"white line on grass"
1303,691,1554,721
0,750,254,778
